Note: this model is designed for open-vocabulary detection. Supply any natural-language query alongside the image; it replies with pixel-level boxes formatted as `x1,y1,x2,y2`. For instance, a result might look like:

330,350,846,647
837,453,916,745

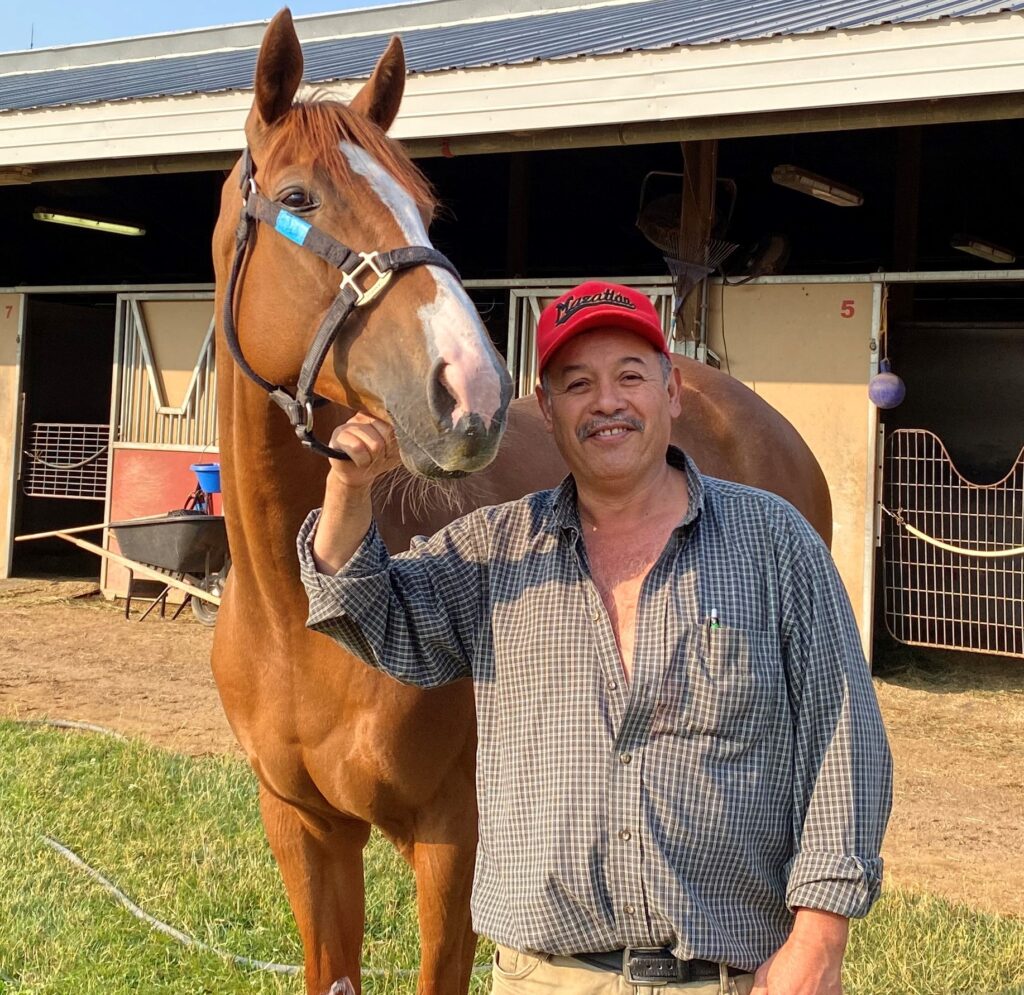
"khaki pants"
491,945,755,995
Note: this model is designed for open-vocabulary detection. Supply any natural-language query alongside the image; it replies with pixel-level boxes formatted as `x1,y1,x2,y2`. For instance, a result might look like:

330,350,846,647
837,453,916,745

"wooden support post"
677,140,718,342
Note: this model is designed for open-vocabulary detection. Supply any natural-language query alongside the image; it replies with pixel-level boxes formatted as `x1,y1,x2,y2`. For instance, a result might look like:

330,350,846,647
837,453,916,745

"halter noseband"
221,148,462,460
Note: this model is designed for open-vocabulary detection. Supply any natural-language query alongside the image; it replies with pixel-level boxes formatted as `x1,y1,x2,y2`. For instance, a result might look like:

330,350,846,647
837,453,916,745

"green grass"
0,721,1021,994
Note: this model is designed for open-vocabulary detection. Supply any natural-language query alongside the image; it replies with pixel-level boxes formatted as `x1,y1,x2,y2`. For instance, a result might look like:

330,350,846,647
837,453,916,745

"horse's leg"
409,788,478,994
259,786,371,995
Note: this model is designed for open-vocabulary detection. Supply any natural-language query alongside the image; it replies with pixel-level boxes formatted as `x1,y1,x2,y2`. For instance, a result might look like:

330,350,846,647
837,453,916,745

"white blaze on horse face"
340,141,503,430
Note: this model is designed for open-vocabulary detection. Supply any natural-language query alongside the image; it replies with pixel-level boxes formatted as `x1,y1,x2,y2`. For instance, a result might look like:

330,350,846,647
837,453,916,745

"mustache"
576,415,645,442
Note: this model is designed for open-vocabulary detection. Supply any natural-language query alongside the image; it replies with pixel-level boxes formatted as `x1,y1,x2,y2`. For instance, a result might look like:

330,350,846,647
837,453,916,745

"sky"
0,0,414,52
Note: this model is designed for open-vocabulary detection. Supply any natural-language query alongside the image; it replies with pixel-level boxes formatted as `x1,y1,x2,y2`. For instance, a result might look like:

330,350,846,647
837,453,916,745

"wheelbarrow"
14,513,229,627
108,511,229,625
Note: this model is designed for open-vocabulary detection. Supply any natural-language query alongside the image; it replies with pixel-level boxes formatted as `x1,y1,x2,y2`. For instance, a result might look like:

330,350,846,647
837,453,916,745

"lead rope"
881,505,1024,558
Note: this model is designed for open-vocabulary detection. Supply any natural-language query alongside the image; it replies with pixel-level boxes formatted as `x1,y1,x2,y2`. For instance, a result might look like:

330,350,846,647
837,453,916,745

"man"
298,281,892,995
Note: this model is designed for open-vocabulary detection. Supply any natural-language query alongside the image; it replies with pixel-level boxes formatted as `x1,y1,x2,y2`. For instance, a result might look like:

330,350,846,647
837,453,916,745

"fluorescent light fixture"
771,164,863,207
950,234,1016,265
32,207,145,237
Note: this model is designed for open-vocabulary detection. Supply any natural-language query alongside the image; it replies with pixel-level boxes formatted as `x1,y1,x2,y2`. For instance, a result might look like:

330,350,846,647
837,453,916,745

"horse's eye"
280,189,317,212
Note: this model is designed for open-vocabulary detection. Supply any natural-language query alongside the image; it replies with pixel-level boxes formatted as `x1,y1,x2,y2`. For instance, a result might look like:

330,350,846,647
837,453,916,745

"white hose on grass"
22,720,490,980
42,834,491,979
21,718,127,739
42,835,300,976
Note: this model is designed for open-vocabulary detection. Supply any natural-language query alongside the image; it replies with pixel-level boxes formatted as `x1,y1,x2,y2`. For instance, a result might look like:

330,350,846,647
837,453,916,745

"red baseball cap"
536,281,670,374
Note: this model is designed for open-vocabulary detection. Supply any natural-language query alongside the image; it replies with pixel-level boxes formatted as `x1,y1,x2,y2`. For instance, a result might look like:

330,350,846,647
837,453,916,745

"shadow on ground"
873,636,1024,695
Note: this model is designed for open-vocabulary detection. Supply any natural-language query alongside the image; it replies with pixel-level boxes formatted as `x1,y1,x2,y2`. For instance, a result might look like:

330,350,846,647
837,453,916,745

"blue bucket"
190,462,222,494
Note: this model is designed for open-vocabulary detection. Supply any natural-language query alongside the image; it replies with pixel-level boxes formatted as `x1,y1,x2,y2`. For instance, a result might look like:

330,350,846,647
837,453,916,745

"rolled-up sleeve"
296,508,484,688
778,517,893,919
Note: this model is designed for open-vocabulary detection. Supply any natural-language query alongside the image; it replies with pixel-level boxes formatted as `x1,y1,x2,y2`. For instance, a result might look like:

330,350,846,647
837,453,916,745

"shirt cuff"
786,852,884,919
297,508,390,587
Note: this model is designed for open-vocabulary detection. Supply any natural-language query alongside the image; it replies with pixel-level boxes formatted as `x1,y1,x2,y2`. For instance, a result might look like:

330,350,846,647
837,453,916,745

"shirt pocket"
655,624,780,748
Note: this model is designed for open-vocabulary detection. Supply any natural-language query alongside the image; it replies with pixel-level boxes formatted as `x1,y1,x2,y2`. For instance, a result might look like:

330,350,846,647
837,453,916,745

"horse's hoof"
327,979,355,995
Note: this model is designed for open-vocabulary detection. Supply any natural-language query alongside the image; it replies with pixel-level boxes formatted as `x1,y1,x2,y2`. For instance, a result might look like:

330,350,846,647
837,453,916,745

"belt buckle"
622,947,681,987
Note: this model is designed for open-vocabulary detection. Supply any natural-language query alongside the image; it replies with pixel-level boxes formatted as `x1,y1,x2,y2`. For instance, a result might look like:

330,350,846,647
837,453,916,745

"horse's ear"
349,36,406,133
250,8,304,132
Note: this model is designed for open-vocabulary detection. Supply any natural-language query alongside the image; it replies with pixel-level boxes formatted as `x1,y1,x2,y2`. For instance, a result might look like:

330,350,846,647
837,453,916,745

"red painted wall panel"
104,448,220,597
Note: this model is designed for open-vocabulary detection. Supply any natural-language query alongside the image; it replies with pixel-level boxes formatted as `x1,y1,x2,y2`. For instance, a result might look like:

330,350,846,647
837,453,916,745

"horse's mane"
263,98,437,216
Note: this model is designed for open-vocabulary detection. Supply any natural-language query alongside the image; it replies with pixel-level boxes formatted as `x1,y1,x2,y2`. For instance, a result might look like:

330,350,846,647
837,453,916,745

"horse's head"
214,8,512,478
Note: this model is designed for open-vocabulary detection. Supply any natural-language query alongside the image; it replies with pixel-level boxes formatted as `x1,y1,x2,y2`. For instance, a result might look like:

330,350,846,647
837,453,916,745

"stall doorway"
11,295,115,578
880,316,1024,659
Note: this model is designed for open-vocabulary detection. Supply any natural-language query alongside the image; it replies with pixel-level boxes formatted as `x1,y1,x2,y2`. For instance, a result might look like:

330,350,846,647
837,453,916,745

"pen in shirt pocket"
705,608,720,633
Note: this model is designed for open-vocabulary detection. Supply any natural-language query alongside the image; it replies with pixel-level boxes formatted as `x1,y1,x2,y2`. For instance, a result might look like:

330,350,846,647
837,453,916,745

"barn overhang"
2,10,1024,181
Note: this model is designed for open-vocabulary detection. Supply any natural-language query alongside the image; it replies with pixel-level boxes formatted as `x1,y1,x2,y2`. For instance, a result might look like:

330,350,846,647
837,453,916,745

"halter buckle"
341,251,393,307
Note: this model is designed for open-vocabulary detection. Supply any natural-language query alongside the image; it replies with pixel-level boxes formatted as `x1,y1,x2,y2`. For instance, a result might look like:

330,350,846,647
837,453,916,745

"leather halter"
221,148,462,460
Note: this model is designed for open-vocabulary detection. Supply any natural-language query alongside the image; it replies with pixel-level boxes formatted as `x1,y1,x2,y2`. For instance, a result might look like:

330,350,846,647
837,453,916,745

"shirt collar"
550,445,705,536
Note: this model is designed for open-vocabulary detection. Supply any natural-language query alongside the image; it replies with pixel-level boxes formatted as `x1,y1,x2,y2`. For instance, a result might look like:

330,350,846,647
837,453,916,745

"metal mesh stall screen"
506,285,676,398
883,429,1024,658
22,423,109,500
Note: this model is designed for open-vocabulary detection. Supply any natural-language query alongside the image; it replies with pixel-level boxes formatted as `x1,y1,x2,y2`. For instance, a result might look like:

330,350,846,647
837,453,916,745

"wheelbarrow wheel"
191,591,219,627
191,563,228,627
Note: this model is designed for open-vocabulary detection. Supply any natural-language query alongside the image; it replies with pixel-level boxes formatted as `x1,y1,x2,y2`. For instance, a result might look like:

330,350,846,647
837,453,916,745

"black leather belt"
572,947,746,985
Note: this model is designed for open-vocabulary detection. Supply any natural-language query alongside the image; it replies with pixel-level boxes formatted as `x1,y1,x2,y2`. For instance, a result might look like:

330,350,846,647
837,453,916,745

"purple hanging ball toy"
868,358,906,409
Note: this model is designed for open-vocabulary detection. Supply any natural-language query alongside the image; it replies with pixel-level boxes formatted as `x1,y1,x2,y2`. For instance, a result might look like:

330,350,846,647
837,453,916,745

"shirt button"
619,752,632,765
619,829,632,841
624,904,636,916
607,680,618,691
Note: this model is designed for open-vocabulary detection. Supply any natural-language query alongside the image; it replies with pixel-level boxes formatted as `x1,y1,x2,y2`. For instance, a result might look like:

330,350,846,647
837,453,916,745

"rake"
636,170,739,325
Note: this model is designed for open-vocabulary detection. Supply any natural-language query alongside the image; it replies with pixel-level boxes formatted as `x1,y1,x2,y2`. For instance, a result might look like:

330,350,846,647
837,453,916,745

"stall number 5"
839,299,856,319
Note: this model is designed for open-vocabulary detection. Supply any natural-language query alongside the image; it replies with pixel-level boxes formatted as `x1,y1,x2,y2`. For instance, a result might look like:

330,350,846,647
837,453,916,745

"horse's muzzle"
393,409,508,479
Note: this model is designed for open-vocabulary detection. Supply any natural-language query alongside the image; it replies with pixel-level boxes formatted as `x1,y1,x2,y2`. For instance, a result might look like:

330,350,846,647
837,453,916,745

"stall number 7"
3,305,12,320
840,299,856,319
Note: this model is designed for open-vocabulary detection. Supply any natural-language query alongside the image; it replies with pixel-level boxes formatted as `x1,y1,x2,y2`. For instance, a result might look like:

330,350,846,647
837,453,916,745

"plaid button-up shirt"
298,448,892,970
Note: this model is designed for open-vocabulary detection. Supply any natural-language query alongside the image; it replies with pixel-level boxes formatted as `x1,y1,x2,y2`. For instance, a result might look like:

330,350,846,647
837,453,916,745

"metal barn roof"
2,0,1023,112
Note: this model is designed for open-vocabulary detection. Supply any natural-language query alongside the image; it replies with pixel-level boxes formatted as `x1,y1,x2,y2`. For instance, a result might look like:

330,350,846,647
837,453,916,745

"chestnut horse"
211,10,831,995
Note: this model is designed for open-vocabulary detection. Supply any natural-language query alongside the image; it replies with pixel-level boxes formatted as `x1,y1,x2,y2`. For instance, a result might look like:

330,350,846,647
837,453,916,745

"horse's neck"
218,384,564,584
219,369,332,603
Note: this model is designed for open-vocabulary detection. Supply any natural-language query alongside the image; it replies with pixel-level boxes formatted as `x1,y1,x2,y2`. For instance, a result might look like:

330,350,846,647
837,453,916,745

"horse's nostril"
427,357,457,426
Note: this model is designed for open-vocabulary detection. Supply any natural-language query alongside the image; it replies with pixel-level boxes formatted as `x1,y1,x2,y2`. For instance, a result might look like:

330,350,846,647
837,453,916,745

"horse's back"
669,357,832,545
378,357,831,550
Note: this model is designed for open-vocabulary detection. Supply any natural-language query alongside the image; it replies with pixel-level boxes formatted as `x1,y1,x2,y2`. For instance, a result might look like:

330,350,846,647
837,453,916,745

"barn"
1,0,1023,658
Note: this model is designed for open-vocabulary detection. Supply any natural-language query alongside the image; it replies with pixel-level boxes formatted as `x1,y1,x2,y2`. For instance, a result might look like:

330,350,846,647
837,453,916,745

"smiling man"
298,280,892,995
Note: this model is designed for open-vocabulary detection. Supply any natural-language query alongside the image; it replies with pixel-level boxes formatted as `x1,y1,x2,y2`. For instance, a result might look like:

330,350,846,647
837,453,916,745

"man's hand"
751,909,848,995
324,413,400,490
311,413,399,574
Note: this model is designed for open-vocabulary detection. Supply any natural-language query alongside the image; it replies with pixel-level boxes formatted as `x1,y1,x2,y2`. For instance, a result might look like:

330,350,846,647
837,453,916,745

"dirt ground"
1,578,1022,920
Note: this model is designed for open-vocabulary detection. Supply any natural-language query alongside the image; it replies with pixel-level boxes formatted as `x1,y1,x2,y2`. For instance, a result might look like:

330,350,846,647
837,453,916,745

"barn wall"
705,281,880,653
101,293,219,597
103,447,215,598
0,293,24,577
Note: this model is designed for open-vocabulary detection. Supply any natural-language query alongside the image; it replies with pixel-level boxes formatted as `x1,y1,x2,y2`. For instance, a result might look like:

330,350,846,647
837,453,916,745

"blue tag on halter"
275,210,311,246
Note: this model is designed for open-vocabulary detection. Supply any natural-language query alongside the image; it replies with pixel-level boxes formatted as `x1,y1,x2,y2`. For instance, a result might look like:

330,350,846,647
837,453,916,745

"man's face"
536,327,681,487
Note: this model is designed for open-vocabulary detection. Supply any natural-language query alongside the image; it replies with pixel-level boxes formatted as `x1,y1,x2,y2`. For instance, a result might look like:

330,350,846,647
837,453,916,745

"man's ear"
667,363,683,419
535,384,555,434
349,36,406,132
